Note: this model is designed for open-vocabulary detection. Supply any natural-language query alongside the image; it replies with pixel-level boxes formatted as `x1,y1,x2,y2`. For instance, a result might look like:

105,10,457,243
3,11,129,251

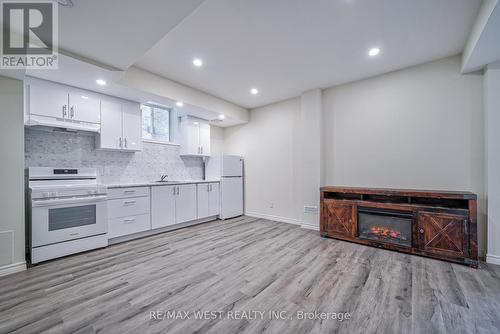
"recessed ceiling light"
193,121,199,125
176,101,184,107
250,88,259,95
96,79,107,86
368,47,380,57
193,58,203,67
219,114,225,120
81,96,89,99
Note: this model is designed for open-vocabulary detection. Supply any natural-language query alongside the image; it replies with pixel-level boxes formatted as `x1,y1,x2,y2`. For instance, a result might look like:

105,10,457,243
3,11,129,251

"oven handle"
32,195,108,207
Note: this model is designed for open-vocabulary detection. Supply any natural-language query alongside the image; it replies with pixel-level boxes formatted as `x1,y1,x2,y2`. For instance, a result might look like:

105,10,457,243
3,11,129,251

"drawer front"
108,214,151,239
108,196,150,219
107,187,149,200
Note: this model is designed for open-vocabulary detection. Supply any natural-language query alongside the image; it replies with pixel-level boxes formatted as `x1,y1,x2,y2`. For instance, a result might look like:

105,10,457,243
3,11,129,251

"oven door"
31,195,108,247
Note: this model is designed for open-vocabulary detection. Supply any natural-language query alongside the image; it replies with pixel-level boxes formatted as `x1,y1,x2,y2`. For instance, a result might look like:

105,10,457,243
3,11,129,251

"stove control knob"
43,192,50,198
51,192,58,197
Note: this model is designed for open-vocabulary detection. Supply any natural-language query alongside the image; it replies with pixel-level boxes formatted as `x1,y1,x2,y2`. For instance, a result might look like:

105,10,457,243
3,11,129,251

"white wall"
224,97,302,223
0,76,26,276
299,89,322,228
484,63,500,264
322,56,485,254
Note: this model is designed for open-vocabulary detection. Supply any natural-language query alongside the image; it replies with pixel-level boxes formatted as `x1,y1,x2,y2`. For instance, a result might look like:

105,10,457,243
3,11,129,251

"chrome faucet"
160,174,168,182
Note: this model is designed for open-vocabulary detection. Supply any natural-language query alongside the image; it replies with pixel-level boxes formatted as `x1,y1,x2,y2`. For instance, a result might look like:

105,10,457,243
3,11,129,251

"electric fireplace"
357,207,412,247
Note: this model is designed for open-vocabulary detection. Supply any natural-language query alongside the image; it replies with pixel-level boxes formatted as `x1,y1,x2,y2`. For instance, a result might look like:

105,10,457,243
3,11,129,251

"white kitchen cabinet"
122,101,142,151
176,184,198,223
152,184,198,228
152,186,176,229
199,122,211,156
27,81,100,124
197,184,210,219
99,100,122,150
97,99,142,152
208,183,220,216
28,83,69,119
107,186,151,239
179,117,211,156
68,92,100,123
197,183,220,219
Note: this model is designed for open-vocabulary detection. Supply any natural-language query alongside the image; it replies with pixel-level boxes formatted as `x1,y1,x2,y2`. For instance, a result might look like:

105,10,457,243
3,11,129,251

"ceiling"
134,0,482,109
57,0,205,70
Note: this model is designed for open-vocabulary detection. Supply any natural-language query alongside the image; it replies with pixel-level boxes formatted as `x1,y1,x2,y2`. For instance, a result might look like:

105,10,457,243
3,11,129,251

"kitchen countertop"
105,179,220,189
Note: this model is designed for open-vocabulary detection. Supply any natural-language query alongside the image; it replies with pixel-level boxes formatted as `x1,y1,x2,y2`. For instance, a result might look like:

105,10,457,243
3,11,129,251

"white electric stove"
27,167,108,264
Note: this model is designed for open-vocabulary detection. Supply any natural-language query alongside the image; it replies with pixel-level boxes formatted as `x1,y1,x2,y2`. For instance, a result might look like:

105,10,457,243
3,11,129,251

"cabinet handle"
123,218,136,223
70,106,74,118
173,187,176,196
123,200,136,206
209,184,212,192
124,138,128,148
201,147,203,154
207,184,210,192
119,137,123,148
177,186,180,195
123,190,135,194
419,228,424,234
62,105,67,118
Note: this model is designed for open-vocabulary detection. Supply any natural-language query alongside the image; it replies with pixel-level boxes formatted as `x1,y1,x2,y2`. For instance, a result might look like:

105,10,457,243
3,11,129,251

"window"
142,104,171,143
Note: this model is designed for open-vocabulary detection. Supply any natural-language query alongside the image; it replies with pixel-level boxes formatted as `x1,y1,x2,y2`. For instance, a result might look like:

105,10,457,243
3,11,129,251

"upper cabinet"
179,116,211,157
97,98,142,152
25,78,143,152
68,93,100,124
26,79,101,132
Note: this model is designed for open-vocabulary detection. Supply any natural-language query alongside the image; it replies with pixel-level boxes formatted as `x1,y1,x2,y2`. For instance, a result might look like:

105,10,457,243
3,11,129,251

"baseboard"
486,254,500,266
301,222,320,231
245,211,303,226
0,261,26,277
108,216,218,245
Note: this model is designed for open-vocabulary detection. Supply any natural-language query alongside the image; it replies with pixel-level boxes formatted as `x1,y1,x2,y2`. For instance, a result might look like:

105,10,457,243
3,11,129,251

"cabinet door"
28,83,68,119
180,119,201,155
151,186,176,229
323,200,355,238
417,211,466,257
122,101,143,151
99,100,123,150
176,184,197,223
197,184,210,219
69,93,100,124
208,183,220,217
199,122,211,156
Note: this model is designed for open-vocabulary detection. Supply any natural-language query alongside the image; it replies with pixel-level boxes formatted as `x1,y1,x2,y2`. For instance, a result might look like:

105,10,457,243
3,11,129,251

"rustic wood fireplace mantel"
320,186,478,268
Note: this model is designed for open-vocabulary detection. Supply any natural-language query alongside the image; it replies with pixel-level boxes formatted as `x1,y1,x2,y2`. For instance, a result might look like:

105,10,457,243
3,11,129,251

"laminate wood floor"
1,216,499,334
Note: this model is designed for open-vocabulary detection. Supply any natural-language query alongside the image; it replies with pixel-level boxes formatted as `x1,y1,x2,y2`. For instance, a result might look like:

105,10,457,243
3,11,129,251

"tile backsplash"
25,128,203,183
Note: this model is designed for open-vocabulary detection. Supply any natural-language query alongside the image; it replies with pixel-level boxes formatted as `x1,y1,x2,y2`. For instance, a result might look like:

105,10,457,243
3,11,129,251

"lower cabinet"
107,186,151,239
109,214,151,239
322,200,355,238
417,210,467,257
197,183,220,219
152,184,197,229
320,187,477,267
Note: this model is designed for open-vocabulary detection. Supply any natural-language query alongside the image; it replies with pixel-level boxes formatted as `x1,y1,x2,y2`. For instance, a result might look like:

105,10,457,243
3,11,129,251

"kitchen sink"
153,180,182,184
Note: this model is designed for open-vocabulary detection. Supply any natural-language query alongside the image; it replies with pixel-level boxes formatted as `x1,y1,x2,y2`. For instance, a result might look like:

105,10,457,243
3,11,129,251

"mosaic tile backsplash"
25,128,204,184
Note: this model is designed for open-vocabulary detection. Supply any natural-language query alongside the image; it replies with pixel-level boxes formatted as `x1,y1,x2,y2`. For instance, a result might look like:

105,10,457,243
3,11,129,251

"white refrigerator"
206,155,243,219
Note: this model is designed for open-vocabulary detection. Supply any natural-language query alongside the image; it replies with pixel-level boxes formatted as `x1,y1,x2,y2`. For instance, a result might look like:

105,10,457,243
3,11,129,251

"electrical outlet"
304,206,318,214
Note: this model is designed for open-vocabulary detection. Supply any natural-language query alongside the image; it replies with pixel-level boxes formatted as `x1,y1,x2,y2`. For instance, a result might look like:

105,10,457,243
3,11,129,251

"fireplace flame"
369,226,403,240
